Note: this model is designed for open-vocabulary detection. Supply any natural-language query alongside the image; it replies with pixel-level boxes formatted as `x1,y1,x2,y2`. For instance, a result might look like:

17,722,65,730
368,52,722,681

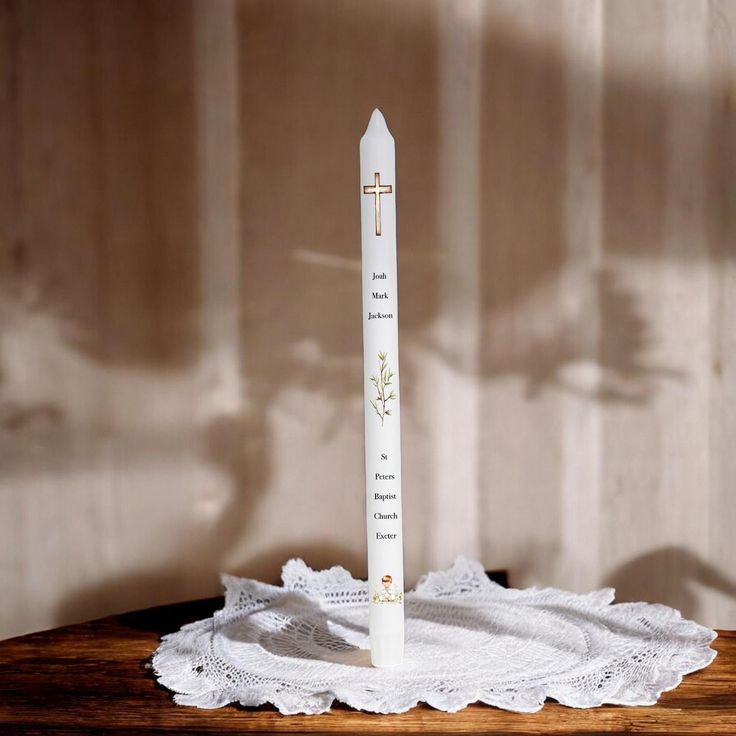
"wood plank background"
0,0,734,639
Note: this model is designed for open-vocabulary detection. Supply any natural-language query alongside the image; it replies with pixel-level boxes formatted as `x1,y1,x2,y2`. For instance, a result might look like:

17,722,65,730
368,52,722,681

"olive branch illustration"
369,351,397,426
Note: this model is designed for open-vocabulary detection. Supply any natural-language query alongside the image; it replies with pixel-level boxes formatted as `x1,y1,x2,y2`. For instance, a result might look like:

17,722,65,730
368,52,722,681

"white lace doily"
153,557,717,715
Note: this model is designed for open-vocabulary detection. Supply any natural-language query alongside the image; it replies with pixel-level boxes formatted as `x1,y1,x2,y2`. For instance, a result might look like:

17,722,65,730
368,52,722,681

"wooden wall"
0,0,734,638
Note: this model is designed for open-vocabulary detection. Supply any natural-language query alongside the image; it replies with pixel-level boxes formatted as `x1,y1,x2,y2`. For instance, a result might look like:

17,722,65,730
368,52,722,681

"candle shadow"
55,540,365,635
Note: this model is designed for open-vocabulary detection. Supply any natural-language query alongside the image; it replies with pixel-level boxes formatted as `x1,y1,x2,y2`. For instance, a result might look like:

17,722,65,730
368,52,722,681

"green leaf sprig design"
369,351,397,426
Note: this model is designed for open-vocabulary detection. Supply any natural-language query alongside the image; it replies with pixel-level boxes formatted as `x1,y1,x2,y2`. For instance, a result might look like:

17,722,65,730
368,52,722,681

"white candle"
360,109,404,667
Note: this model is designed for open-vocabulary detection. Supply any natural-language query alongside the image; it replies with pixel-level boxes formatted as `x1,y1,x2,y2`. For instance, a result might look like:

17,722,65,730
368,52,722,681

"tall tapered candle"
360,109,404,667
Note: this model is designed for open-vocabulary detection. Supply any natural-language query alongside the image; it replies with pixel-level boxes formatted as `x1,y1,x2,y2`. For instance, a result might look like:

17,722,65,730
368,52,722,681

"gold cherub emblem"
372,573,403,604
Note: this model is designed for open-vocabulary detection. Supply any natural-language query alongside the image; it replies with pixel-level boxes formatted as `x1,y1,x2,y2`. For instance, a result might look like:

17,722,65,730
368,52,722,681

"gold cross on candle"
363,172,393,237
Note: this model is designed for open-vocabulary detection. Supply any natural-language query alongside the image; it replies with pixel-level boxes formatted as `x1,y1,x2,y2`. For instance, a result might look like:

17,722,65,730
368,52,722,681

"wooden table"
1,597,734,735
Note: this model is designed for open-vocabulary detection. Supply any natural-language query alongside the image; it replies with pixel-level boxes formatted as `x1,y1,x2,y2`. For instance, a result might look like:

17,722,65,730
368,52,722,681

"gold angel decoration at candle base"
372,574,404,604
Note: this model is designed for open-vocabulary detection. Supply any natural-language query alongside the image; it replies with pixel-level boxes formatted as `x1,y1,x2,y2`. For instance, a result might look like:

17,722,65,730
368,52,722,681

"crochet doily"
153,557,717,715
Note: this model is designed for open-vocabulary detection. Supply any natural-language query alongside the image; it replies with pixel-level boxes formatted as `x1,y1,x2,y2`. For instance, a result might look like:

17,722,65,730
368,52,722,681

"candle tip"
363,108,390,138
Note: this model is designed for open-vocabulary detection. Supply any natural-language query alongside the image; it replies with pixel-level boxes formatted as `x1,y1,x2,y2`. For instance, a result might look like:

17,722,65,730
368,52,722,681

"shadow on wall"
604,546,736,622
56,542,364,627
0,0,731,632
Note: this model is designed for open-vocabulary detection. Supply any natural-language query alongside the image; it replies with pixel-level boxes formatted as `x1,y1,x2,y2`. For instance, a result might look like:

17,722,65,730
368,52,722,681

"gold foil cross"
363,172,393,236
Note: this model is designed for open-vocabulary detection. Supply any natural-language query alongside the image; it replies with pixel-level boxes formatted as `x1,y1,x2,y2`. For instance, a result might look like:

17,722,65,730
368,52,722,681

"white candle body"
360,109,404,667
